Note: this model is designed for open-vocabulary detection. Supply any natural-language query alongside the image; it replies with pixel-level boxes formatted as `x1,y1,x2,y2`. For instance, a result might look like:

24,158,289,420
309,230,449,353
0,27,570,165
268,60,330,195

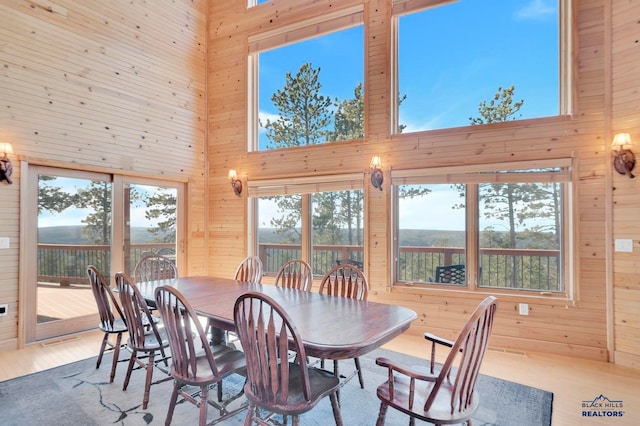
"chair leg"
354,357,364,389
199,384,209,426
165,382,180,426
142,351,156,409
109,332,122,383
333,360,341,405
244,404,255,426
97,332,109,369
292,415,300,426
329,392,343,426
375,402,388,426
217,380,223,402
123,350,137,391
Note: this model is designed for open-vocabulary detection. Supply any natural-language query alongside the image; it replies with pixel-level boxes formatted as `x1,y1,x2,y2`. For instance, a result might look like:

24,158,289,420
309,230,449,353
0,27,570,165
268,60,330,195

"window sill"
390,283,575,307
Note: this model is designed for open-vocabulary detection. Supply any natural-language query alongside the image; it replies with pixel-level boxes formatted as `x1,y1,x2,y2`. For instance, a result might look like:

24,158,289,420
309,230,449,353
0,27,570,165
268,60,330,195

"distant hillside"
258,228,465,246
39,226,467,246
38,226,170,244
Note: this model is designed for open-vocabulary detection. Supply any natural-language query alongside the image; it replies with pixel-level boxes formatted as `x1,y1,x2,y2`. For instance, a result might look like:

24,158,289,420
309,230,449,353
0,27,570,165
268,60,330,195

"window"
392,0,562,134
392,159,572,295
24,165,185,342
249,6,364,151
248,0,270,7
249,174,364,277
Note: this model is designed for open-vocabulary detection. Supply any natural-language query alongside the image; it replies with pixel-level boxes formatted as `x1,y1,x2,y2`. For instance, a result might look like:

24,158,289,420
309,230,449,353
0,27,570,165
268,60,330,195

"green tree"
76,181,111,245
38,176,75,214
469,85,523,125
262,62,333,149
331,83,364,142
144,189,177,243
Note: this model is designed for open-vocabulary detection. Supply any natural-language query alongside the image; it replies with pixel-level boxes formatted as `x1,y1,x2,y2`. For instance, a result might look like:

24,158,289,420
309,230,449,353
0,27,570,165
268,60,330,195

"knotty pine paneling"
611,0,640,368
0,0,208,348
205,0,632,364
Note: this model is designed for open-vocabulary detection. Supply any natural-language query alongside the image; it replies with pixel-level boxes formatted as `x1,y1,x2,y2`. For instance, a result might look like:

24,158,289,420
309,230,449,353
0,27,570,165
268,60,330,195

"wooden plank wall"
207,0,635,363
0,0,208,349
611,0,640,369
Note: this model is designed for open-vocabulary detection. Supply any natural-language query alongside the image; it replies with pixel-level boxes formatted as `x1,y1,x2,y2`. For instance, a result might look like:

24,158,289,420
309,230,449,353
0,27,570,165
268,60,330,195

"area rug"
0,348,552,425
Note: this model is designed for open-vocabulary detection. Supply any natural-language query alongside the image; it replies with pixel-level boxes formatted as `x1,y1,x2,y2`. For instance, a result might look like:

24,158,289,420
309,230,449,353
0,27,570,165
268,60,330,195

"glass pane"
311,190,364,276
124,184,178,277
37,175,112,323
396,184,466,285
257,25,364,150
478,182,563,291
397,0,559,132
257,195,303,275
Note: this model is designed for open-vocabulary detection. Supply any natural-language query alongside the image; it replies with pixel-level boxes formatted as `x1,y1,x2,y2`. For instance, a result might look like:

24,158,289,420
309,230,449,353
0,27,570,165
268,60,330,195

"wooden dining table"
137,276,417,360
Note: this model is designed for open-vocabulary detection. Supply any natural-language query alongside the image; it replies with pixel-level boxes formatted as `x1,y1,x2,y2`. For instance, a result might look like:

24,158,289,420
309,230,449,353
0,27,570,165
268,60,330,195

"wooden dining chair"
154,285,247,426
233,255,264,283
87,265,128,383
319,263,370,394
115,272,171,410
233,292,343,426
134,253,179,283
274,259,313,291
375,296,498,426
134,253,179,311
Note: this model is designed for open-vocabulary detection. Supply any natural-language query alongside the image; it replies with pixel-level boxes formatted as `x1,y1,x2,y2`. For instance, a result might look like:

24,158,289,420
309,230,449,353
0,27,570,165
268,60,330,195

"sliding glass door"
23,166,184,342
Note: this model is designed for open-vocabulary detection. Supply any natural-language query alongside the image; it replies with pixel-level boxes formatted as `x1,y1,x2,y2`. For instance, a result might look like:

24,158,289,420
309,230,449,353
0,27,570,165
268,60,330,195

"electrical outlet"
518,303,529,316
615,239,633,252
0,304,8,316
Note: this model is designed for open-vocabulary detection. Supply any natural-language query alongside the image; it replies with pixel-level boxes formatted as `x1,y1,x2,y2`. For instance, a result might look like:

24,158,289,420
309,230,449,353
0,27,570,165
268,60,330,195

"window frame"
247,5,365,152
390,0,573,136
390,158,575,300
248,173,365,278
20,163,186,343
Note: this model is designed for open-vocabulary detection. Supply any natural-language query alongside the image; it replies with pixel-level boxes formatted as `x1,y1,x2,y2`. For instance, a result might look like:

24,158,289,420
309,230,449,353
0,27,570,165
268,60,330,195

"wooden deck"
37,283,97,322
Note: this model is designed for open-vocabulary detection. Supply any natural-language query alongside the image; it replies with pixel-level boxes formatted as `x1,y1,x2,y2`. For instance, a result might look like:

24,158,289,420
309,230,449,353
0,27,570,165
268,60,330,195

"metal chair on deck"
434,264,466,284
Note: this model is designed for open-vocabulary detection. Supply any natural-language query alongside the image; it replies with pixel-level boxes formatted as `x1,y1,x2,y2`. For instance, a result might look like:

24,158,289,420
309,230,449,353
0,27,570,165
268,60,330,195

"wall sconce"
228,169,242,196
0,142,14,185
370,155,383,191
611,133,635,178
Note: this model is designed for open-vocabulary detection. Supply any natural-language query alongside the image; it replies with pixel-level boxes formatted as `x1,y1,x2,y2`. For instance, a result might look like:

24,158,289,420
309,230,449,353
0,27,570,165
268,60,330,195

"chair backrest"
134,254,178,283
234,256,264,283
274,259,313,291
154,285,226,382
435,264,465,284
319,263,369,300
233,292,313,406
116,272,164,351
426,296,498,415
87,265,124,328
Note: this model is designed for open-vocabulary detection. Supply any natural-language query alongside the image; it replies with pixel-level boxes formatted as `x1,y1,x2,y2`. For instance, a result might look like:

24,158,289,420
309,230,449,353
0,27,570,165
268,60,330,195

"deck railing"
37,243,561,291
37,243,175,285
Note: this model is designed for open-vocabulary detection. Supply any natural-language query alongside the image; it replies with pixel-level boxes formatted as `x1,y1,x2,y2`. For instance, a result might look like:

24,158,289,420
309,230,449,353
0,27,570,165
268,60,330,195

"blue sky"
257,0,558,149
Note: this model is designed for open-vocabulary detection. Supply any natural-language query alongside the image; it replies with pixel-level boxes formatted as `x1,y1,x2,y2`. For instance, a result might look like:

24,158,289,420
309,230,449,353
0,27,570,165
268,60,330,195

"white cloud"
258,111,280,130
515,0,555,20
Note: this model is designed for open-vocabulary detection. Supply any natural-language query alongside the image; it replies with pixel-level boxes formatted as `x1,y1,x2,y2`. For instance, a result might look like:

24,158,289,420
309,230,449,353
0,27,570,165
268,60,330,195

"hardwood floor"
1,330,638,425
